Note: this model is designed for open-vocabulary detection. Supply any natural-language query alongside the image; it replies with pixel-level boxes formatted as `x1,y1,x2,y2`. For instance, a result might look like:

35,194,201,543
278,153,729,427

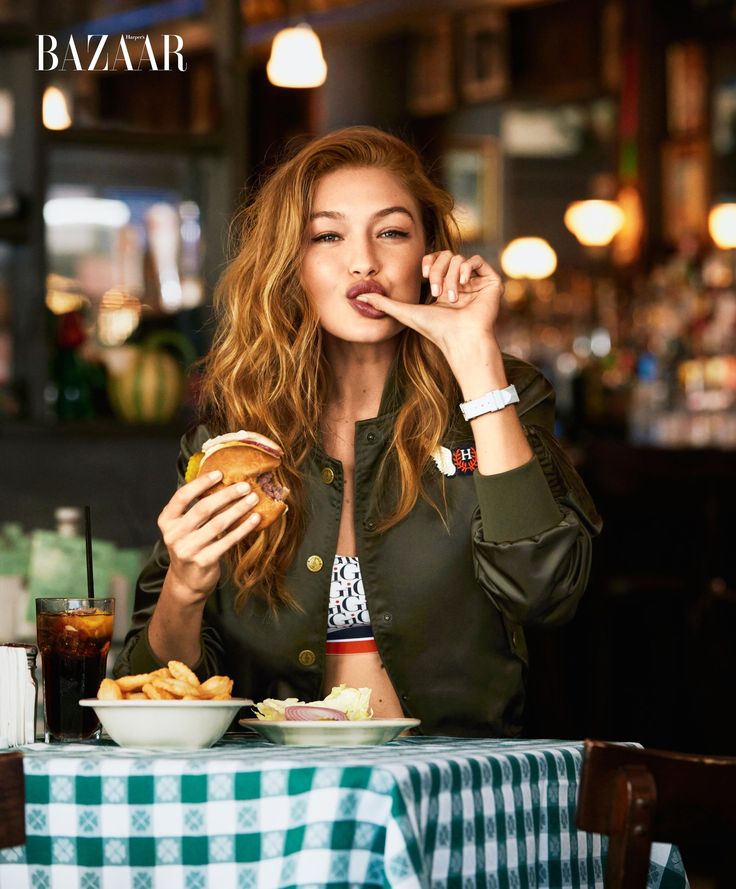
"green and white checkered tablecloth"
0,737,688,889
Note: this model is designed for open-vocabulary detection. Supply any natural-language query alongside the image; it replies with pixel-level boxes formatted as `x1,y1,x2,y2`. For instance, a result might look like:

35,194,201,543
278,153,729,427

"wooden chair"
576,738,736,889
0,751,25,849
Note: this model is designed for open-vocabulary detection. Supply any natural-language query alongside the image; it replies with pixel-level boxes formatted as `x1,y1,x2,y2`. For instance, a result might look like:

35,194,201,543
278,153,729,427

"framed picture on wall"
661,140,710,244
459,8,508,104
407,18,455,116
442,137,502,245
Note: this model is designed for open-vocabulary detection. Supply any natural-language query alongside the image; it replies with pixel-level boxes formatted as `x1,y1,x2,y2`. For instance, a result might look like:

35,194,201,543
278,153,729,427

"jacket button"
366,431,376,443
306,555,323,572
298,649,316,667
321,467,335,484
381,612,392,623
364,518,376,531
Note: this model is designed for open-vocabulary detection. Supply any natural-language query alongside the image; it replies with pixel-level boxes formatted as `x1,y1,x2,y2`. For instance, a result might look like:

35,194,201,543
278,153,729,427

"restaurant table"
0,736,688,889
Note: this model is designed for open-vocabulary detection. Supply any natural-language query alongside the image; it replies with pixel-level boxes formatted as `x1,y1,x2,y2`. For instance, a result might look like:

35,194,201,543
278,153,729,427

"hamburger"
185,431,290,530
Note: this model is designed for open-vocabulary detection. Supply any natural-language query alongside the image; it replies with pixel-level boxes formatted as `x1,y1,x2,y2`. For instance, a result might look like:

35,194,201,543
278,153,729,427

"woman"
115,126,601,736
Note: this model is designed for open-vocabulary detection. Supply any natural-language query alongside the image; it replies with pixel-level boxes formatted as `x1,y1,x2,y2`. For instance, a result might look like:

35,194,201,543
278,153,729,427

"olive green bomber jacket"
115,356,602,737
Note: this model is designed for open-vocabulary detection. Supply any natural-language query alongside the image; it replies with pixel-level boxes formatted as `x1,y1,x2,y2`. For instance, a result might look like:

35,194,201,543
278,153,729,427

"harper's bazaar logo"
36,34,187,71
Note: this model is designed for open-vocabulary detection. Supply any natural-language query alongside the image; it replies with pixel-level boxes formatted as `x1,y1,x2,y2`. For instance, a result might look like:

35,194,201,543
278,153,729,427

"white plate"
80,698,253,750
239,717,420,746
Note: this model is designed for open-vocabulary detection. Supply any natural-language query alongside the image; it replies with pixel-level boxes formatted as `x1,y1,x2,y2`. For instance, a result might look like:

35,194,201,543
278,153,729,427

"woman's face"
301,165,427,345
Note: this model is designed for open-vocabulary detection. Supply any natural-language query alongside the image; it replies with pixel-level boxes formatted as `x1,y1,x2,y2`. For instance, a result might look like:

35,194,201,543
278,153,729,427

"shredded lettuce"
254,697,304,721
318,685,373,720
254,685,373,721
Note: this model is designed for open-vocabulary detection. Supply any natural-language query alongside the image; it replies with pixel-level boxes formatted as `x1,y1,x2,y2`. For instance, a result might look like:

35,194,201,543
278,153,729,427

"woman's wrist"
164,567,213,609
444,336,508,401
148,570,206,666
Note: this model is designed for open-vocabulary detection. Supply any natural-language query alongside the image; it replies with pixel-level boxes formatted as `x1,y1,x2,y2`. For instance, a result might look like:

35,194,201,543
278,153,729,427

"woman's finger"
174,491,260,557
160,481,253,549
426,251,455,300
353,293,426,332
442,255,467,304
460,254,498,285
159,470,223,524
178,482,254,535
421,252,439,279
200,510,262,562
458,254,485,286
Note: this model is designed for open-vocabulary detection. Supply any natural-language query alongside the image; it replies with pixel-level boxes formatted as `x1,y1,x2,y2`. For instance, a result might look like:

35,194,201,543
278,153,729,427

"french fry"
199,676,233,698
168,660,200,687
98,669,234,701
98,678,123,700
116,673,153,692
142,682,175,700
147,667,172,681
152,677,200,699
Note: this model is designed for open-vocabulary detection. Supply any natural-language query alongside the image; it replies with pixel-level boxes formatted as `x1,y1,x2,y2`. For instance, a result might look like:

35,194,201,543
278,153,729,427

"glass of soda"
35,598,115,742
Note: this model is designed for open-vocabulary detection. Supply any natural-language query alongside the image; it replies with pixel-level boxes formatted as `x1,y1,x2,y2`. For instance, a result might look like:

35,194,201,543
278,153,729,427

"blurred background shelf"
44,128,225,153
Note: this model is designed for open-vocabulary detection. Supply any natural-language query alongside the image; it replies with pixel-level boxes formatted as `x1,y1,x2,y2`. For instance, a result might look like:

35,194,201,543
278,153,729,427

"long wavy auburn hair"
199,126,462,612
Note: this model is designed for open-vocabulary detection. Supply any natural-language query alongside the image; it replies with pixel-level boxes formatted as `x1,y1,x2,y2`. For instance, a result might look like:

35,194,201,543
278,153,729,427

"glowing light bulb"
564,200,624,247
42,86,72,130
500,237,557,280
267,24,327,88
708,204,736,249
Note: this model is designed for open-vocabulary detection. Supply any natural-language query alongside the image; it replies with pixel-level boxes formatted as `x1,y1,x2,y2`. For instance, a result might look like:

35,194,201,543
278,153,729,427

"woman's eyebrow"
309,210,344,221
309,206,416,222
375,205,415,222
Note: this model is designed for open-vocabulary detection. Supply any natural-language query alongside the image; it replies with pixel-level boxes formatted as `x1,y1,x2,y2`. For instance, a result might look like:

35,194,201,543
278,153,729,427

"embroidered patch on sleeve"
431,445,456,476
450,442,478,475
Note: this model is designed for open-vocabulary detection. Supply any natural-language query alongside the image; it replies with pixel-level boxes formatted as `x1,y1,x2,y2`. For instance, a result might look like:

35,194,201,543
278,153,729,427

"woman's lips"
346,281,388,318
349,298,387,319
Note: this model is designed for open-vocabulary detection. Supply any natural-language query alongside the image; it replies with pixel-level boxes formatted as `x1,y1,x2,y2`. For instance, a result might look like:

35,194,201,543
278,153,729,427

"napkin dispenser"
0,643,37,747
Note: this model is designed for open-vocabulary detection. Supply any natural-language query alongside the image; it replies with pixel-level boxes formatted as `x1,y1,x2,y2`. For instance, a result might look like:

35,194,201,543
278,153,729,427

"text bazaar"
36,34,187,71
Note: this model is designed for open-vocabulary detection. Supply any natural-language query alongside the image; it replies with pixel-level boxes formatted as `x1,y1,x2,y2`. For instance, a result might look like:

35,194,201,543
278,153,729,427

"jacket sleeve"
112,425,227,680
470,368,602,627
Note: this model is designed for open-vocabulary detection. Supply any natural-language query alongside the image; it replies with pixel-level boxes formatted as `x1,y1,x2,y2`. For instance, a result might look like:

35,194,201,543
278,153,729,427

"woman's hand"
157,470,262,603
354,251,504,357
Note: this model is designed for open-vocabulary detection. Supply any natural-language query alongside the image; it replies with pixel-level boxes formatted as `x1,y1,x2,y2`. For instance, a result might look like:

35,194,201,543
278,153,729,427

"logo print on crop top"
326,555,377,654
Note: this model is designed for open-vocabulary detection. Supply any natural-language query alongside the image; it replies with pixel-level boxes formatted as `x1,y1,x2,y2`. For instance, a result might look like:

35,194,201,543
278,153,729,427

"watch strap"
459,384,520,421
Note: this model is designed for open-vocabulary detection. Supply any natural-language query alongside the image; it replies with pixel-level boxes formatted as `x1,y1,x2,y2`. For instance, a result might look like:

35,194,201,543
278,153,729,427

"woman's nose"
349,237,378,277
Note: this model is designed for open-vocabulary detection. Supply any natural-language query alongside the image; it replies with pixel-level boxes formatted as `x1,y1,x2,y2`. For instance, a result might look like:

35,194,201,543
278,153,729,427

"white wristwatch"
459,384,519,421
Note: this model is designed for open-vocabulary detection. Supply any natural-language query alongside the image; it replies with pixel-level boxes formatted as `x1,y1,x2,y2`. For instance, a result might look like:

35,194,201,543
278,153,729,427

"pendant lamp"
267,22,327,88
708,204,736,249
500,237,557,280
564,200,624,248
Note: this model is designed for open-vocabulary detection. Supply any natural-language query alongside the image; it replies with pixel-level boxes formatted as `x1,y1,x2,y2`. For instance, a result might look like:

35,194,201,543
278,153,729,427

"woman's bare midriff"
323,650,405,718
320,423,404,718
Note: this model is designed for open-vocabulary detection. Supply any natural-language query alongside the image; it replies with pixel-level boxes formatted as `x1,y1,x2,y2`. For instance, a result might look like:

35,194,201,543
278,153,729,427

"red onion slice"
284,705,347,721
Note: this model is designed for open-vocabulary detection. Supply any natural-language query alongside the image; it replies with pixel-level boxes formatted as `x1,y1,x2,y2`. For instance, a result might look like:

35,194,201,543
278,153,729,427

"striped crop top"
326,555,377,654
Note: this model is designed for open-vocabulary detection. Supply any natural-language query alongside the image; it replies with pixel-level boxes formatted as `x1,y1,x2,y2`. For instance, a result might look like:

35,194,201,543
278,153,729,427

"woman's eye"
311,232,340,243
379,229,409,239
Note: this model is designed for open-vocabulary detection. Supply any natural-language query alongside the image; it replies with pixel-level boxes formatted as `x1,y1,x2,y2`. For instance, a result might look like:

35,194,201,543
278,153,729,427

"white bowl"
80,698,253,750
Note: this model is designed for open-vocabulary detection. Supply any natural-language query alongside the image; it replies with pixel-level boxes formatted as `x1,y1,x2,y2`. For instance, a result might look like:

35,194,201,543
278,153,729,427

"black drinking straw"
84,505,95,598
